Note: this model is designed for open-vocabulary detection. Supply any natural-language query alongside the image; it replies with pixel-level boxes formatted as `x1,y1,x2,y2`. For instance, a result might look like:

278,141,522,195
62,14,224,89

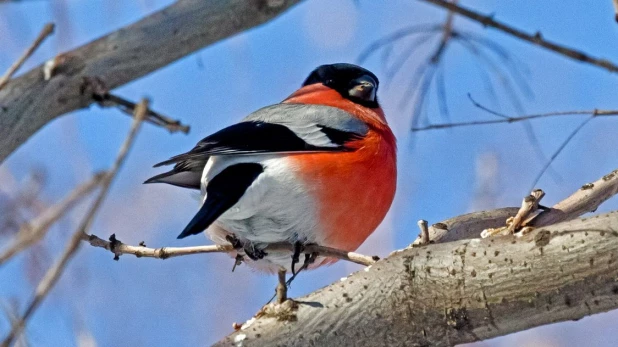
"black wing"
176,163,264,238
144,121,361,190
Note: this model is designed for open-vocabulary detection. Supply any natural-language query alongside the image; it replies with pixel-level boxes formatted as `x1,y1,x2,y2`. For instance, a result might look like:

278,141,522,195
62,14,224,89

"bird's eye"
348,76,376,103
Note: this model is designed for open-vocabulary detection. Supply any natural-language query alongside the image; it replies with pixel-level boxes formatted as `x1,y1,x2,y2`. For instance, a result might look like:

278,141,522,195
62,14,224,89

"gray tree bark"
218,211,618,346
0,0,302,163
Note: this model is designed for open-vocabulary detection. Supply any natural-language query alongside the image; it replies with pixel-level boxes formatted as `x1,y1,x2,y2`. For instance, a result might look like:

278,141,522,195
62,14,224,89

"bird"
145,63,397,274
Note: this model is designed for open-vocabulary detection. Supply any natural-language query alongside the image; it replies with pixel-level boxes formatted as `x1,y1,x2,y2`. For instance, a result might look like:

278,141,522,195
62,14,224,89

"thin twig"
412,108,618,131
421,0,618,73
429,0,457,64
98,93,190,134
1,100,148,347
83,234,378,267
529,116,594,189
0,23,54,91
415,95,600,186
357,24,443,64
0,173,105,266
85,233,234,259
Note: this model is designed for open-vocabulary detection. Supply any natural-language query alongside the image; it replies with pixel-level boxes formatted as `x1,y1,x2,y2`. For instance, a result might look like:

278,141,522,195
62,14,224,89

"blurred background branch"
0,22,54,91
1,99,148,347
421,0,618,73
0,172,104,267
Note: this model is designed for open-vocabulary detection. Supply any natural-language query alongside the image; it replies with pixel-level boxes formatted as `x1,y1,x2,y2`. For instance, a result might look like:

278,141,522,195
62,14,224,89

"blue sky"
1,0,618,346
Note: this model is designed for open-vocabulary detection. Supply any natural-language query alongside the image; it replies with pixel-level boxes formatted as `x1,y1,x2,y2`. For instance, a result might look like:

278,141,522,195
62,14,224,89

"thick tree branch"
0,0,302,163
219,211,618,346
421,0,618,73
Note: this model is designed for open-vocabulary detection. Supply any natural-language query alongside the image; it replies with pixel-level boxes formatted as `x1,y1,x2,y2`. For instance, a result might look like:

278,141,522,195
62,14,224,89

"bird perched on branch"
146,63,396,274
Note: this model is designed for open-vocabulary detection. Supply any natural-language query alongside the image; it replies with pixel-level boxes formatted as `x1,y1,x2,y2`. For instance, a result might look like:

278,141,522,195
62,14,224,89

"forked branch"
421,0,618,73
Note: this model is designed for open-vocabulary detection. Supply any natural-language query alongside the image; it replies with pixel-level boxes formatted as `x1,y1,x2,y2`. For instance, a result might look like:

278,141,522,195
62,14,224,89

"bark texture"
0,0,302,163
219,211,618,346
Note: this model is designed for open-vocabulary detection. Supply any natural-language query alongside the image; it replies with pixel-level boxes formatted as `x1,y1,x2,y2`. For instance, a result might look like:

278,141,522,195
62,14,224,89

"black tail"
144,170,202,190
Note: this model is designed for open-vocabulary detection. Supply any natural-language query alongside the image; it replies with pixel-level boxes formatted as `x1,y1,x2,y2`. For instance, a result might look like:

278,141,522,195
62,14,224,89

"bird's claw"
226,234,266,260
291,241,303,275
225,234,242,249
244,245,267,260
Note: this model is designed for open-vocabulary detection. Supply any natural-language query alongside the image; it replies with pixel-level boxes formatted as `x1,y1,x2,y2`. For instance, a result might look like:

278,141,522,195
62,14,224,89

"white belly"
201,154,324,272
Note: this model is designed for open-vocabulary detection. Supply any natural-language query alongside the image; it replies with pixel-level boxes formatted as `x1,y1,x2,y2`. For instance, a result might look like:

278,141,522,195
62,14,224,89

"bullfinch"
145,63,397,273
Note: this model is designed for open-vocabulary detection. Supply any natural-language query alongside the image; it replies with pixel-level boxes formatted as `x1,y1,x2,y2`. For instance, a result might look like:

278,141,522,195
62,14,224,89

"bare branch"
78,76,190,134
413,96,602,187
412,167,618,245
84,233,234,259
421,0,618,73
533,168,618,227
0,173,104,266
529,116,594,189
97,93,190,134
0,100,148,347
412,108,618,131
0,23,54,91
428,0,457,64
0,0,302,163
82,233,378,267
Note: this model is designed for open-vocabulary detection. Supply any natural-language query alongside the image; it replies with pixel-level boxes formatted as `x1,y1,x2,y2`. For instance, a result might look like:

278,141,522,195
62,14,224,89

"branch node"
482,189,545,238
158,247,170,260
108,233,122,261
417,219,430,245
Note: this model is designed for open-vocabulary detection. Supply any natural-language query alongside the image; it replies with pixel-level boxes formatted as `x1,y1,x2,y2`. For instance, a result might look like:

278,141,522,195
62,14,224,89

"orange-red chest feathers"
284,84,397,252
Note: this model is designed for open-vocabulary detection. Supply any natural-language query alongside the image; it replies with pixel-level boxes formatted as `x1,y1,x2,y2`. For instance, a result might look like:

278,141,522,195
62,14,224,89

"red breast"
283,84,397,257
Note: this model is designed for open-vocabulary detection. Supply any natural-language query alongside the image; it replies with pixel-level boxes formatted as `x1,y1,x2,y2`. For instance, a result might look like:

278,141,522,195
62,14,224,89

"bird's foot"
286,251,317,287
243,243,267,261
225,234,242,249
226,234,267,260
290,241,303,275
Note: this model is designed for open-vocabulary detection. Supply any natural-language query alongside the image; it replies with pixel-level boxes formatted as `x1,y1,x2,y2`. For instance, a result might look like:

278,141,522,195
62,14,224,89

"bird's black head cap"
303,63,380,108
